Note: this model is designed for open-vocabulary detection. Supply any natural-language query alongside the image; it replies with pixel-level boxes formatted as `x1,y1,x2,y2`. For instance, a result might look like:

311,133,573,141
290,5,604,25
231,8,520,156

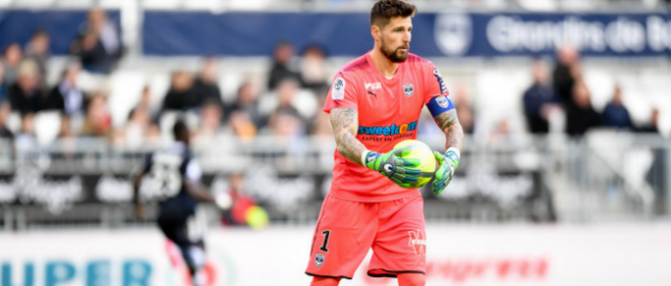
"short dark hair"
173,119,189,141
370,0,417,28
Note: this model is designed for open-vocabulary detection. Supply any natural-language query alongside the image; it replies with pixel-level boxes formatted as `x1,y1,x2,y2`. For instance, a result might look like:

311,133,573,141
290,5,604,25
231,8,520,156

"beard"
380,39,409,63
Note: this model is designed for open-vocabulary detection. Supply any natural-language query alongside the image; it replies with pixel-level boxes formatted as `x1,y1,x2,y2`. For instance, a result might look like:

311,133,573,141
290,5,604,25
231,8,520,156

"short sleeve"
323,72,360,113
424,62,450,104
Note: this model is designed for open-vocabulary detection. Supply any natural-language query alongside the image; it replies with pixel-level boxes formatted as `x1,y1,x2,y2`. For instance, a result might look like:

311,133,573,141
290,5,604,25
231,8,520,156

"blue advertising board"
0,10,121,55
142,11,671,57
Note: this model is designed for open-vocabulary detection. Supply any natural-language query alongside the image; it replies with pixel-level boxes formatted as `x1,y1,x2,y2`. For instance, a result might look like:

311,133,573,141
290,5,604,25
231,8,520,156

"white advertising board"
1,224,670,286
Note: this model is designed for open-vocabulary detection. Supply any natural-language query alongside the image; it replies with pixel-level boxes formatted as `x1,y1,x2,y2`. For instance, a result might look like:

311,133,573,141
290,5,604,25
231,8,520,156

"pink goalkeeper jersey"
323,51,450,202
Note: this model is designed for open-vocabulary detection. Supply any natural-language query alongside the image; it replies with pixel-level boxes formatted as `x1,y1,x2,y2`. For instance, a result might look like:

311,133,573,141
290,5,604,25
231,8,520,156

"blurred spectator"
14,112,37,154
46,63,85,116
135,85,159,120
8,60,43,114
194,58,223,107
637,108,660,133
0,64,5,102
24,29,50,89
267,41,301,90
161,71,200,111
553,44,581,104
601,85,632,130
275,79,304,123
300,44,329,92
454,85,475,135
269,109,305,139
80,91,112,137
58,115,76,140
70,8,122,74
2,43,23,86
194,100,224,144
226,81,263,128
228,111,258,142
221,172,258,227
114,107,157,149
566,81,600,136
523,60,560,134
309,98,333,137
0,101,14,141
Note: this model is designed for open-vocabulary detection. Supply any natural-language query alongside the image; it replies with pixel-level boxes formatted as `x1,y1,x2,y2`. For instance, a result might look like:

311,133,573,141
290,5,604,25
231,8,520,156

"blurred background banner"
0,10,121,55
142,11,671,57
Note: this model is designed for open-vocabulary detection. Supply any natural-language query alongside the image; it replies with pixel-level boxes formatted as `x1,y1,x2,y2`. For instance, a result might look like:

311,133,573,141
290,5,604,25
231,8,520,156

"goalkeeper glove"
363,149,422,188
432,148,460,195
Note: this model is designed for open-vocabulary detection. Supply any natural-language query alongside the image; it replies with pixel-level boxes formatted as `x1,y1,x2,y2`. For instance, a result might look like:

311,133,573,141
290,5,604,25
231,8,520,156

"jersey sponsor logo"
436,96,449,108
364,82,381,90
332,77,345,100
357,121,418,136
403,83,414,97
314,254,325,267
433,68,448,95
408,229,427,256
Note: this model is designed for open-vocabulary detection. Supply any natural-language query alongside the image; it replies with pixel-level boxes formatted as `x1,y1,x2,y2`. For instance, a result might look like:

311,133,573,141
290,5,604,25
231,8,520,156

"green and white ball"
393,139,437,189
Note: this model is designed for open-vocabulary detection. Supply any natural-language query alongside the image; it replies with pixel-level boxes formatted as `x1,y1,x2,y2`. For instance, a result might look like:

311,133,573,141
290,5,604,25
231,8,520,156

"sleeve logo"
433,68,448,95
436,96,449,108
332,77,345,100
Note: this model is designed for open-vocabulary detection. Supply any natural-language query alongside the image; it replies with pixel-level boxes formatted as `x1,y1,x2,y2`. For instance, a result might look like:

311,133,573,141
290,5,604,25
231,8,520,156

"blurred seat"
34,111,61,147
8,0,55,8
583,69,614,112
57,0,94,8
183,0,221,10
518,0,558,11
107,71,146,128
6,113,21,134
148,73,171,109
142,0,182,9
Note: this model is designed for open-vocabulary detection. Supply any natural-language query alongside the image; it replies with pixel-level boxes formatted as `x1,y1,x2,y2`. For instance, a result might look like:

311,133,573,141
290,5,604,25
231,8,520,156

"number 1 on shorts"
319,230,331,252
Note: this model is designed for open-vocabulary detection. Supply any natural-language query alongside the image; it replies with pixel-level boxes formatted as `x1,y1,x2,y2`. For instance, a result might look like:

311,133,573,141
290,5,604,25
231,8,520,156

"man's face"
378,17,413,63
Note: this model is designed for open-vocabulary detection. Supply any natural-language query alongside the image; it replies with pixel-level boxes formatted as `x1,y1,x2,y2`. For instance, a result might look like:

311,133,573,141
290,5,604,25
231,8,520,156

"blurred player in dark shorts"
134,119,216,286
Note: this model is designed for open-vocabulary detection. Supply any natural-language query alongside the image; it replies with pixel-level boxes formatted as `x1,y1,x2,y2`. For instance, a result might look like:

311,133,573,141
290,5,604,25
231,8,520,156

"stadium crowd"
0,9,667,156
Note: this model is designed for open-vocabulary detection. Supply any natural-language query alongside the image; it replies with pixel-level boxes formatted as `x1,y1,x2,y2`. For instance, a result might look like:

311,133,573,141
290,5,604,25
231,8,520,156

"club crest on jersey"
332,77,345,100
403,84,414,97
314,254,325,267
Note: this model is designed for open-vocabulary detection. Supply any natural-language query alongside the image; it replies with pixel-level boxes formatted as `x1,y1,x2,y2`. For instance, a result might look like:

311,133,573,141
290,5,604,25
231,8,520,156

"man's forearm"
434,109,464,151
331,108,367,166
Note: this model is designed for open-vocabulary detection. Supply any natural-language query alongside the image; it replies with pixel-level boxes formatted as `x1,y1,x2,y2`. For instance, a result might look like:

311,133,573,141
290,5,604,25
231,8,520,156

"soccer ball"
393,139,437,189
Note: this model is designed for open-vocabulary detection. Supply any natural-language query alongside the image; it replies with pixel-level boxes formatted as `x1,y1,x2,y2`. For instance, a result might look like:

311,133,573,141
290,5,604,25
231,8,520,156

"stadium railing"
0,131,668,230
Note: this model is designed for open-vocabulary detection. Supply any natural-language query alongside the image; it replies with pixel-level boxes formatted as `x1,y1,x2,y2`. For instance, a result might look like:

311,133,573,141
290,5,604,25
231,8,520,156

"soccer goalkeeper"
305,1,464,285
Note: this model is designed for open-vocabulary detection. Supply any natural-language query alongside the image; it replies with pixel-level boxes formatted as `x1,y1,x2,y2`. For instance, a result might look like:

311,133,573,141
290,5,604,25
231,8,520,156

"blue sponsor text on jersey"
358,121,418,136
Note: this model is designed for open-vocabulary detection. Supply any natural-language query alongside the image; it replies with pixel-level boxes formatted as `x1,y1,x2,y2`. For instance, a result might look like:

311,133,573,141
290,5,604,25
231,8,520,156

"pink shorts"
305,192,426,279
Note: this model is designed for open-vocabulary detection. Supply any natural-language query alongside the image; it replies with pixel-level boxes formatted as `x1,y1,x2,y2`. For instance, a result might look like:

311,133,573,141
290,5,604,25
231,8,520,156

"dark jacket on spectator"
7,83,43,114
553,63,575,104
523,84,558,134
566,102,600,136
601,103,632,129
267,61,301,90
194,78,223,106
161,87,201,111
45,82,86,115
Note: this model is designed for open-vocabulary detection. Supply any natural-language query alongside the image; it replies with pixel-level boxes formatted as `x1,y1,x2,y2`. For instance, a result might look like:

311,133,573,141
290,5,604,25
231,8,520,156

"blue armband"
427,96,455,117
